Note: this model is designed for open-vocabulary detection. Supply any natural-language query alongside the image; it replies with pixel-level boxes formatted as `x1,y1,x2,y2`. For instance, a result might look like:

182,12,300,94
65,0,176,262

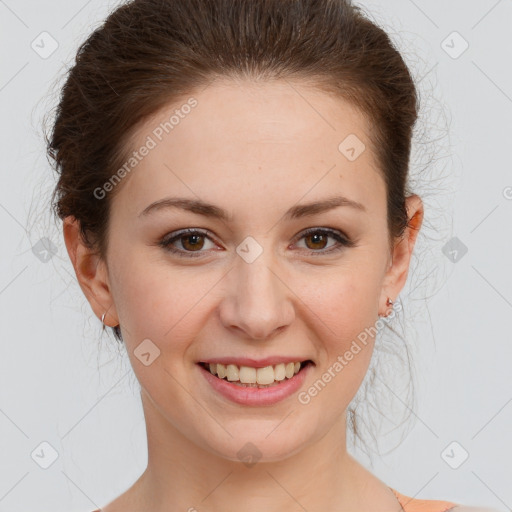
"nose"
218,249,295,341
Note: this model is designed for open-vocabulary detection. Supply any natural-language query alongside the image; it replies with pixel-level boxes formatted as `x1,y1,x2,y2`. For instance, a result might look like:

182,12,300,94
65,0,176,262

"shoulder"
450,507,501,512
389,488,499,512
390,487,456,511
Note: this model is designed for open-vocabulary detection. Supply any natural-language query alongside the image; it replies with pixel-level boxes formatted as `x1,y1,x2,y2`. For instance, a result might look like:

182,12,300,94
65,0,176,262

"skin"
64,78,423,512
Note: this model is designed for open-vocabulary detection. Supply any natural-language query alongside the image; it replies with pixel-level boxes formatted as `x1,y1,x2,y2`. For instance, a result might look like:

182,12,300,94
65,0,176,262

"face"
65,78,423,463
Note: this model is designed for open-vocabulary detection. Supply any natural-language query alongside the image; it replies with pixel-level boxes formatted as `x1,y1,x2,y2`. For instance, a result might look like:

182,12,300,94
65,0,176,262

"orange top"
389,487,458,511
91,488,458,512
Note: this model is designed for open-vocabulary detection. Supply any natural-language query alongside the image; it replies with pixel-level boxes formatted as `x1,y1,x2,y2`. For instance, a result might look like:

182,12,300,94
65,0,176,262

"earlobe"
62,216,119,327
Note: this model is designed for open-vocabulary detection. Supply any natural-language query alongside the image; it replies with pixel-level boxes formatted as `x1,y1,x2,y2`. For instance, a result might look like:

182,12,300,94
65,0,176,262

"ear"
379,194,424,316
62,216,119,327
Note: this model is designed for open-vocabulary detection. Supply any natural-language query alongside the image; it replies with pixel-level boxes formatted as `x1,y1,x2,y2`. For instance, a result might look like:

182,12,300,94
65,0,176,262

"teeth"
226,364,239,381
206,360,306,384
274,363,286,381
285,362,295,379
216,363,225,379
256,366,274,385
239,365,257,383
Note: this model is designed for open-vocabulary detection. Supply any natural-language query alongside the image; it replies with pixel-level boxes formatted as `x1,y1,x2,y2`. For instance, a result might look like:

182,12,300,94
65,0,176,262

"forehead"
113,78,386,222
153,78,373,155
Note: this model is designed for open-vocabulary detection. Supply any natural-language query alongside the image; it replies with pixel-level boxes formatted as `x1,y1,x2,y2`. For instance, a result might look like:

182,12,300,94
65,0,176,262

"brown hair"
46,0,420,453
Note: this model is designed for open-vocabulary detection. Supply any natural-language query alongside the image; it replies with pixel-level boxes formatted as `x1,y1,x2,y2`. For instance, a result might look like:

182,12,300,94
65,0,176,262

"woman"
46,0,498,510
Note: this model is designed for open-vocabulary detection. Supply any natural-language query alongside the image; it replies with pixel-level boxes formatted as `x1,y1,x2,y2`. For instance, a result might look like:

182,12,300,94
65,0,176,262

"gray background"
0,0,511,510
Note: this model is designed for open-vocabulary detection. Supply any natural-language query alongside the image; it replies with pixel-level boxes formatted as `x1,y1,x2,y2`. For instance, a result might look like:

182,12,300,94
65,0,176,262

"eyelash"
158,227,356,258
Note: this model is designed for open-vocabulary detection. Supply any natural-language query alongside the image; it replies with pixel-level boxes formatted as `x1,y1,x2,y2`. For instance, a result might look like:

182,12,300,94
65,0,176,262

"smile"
197,360,315,406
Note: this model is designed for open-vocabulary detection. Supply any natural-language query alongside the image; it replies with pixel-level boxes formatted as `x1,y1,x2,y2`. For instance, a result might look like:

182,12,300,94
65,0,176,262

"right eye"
159,228,218,257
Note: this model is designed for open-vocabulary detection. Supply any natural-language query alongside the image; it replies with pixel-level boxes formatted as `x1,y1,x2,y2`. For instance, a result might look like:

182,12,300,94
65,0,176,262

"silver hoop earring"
101,312,107,331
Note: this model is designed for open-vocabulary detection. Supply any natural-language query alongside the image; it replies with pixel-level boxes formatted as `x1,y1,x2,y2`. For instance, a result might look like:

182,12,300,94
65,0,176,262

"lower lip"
197,362,313,406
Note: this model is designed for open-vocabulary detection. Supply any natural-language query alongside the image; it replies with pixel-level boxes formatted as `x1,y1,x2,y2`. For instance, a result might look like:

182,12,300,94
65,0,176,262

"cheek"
307,266,381,339
300,292,378,420
108,251,198,345
109,255,225,385
303,268,381,388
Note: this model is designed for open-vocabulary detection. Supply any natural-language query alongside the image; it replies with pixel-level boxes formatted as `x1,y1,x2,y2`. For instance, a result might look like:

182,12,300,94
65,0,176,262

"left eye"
159,227,354,258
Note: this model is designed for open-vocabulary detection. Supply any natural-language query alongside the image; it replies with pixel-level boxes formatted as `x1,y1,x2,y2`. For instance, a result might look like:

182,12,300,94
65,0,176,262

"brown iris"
180,233,205,251
304,232,329,250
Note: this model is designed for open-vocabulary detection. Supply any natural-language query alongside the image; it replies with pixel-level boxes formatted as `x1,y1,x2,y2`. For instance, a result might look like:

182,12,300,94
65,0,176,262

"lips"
197,358,314,405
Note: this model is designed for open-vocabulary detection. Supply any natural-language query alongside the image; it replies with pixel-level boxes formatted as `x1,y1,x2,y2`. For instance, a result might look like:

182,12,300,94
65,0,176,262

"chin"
197,423,314,465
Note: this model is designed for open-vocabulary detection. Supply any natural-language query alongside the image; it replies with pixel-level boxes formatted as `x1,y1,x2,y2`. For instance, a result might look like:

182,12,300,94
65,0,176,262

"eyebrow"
139,195,366,221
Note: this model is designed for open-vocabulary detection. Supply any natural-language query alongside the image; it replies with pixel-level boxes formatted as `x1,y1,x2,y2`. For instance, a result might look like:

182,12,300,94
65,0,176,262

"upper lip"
198,356,313,368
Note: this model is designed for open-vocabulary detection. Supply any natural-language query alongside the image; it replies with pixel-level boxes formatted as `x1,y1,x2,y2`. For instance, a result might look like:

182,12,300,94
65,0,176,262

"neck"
129,389,387,512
